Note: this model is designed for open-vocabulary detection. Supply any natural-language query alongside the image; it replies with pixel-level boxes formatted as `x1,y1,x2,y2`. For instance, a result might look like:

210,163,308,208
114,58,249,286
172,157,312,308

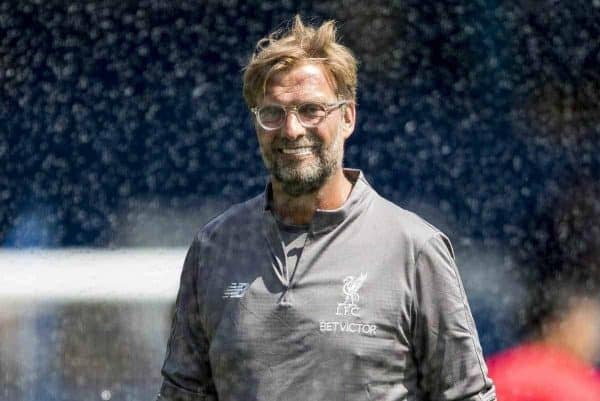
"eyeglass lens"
258,103,328,129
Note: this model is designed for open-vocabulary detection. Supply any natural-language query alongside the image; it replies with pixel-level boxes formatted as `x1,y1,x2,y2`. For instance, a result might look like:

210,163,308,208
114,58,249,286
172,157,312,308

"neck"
271,169,353,225
539,299,600,365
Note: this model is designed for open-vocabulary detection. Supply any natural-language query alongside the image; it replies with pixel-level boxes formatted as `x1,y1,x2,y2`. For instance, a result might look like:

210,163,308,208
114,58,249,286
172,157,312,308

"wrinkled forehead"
262,62,338,102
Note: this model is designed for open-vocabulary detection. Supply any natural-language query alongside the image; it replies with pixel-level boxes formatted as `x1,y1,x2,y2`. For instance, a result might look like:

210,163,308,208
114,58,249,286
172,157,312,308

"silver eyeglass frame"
251,100,348,131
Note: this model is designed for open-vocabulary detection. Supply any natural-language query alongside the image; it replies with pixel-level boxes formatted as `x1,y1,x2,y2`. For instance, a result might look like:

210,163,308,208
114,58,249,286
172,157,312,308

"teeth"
281,147,313,155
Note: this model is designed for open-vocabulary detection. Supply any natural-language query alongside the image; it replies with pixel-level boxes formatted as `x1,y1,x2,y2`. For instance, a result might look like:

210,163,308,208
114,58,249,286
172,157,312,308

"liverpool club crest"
336,272,367,317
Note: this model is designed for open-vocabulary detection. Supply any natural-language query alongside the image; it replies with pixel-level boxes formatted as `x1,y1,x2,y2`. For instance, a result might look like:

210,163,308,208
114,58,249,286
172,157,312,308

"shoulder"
182,193,265,274
488,343,600,400
367,190,453,258
193,193,264,245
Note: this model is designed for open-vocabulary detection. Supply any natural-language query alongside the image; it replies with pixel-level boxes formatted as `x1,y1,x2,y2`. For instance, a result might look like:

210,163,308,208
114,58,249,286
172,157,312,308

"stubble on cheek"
259,129,344,197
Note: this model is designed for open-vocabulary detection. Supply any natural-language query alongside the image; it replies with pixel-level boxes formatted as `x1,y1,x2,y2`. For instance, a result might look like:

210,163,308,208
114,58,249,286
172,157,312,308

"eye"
299,103,326,119
258,105,284,123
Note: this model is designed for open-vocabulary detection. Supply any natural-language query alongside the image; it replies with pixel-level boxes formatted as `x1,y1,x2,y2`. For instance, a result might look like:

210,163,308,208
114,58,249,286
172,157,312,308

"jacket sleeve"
157,235,218,401
411,234,496,401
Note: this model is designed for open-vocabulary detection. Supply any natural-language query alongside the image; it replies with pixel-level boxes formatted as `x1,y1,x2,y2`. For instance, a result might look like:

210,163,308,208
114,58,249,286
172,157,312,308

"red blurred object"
488,343,600,401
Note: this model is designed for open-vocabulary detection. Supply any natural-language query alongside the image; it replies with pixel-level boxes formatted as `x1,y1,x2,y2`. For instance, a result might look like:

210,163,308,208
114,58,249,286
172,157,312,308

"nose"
280,110,305,140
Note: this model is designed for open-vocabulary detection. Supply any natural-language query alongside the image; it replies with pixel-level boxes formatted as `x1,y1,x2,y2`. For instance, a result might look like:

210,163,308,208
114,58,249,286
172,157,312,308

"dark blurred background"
3,0,598,248
1,0,599,399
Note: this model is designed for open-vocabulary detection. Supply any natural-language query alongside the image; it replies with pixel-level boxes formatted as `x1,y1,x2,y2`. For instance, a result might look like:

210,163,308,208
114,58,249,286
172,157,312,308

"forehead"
264,63,337,102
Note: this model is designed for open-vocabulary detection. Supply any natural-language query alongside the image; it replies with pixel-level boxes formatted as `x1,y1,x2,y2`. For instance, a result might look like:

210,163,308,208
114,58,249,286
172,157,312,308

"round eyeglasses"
251,100,348,131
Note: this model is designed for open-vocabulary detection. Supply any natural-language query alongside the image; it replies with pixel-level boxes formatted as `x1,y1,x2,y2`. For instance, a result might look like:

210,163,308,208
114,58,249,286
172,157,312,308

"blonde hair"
242,15,357,108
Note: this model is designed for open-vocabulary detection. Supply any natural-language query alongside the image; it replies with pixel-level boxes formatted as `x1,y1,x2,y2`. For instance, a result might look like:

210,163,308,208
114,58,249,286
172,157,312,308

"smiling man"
156,16,495,401
253,61,354,223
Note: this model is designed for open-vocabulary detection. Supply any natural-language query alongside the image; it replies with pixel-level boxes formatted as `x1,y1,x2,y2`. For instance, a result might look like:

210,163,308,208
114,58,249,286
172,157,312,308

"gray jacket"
157,170,496,401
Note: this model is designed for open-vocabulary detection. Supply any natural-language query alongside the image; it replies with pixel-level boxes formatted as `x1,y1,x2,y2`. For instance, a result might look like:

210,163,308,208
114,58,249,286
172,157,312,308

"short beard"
274,154,337,196
264,129,344,197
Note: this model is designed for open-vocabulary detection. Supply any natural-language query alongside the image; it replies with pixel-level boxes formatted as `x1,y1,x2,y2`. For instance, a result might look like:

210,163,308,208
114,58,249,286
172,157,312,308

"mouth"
278,146,317,156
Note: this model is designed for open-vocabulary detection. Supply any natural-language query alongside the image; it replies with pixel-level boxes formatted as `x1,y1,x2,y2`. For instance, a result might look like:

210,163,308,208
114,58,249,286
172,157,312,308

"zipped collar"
262,169,371,236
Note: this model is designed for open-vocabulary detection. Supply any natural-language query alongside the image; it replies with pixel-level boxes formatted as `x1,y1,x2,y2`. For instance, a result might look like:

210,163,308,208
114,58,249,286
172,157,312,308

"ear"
341,101,356,139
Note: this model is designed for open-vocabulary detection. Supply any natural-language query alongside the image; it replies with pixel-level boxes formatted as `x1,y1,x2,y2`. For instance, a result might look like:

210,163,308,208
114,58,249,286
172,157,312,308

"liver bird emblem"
342,272,367,306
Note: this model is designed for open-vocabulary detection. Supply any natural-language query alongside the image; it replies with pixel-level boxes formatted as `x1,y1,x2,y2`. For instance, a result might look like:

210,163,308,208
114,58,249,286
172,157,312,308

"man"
488,182,600,400
157,16,495,401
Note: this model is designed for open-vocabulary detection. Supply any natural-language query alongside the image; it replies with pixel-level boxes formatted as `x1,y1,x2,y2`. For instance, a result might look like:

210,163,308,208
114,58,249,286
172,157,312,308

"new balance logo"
223,282,249,298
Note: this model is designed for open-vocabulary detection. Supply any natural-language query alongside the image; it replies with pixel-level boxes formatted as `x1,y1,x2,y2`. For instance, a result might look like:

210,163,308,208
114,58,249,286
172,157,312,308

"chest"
201,235,414,364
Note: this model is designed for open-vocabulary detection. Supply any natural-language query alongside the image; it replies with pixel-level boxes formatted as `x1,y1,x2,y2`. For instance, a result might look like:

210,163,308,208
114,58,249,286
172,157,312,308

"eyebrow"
260,97,334,106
